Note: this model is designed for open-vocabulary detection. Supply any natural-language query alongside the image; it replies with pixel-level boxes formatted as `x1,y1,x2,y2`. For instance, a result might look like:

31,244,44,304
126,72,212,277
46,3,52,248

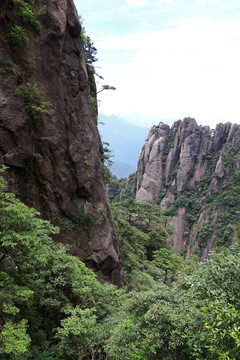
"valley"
0,1,240,359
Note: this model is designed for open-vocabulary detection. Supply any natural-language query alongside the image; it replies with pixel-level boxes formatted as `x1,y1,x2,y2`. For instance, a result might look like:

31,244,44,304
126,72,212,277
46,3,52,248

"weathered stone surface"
130,217,150,232
136,117,240,258
215,156,224,178
169,207,187,252
136,123,170,203
0,0,126,286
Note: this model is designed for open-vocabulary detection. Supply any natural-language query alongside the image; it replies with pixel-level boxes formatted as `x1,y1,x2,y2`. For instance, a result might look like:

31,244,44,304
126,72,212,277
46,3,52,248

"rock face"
108,172,138,203
0,0,126,286
136,118,240,258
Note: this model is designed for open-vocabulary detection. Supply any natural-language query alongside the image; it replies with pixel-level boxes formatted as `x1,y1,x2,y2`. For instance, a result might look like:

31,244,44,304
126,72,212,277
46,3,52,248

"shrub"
8,25,29,45
16,82,54,123
19,2,41,34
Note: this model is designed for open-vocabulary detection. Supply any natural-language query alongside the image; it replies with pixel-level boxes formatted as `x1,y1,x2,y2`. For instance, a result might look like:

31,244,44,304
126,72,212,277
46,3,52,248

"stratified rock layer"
0,0,126,286
136,118,240,258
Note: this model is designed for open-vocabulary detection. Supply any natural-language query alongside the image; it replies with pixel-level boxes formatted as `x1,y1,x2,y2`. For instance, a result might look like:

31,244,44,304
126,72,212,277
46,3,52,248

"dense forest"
1,169,240,359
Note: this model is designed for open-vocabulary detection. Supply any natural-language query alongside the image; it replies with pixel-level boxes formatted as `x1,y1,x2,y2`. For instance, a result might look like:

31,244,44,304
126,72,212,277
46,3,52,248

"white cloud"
126,0,171,7
126,0,148,5
96,15,240,127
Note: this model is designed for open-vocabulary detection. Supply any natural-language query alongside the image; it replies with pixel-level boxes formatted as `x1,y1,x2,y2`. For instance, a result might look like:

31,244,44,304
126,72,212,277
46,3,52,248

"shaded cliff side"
0,0,126,285
136,118,240,258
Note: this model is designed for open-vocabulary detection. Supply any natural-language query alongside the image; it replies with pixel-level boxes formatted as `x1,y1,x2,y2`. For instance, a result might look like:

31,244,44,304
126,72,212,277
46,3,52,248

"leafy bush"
8,25,29,45
19,2,41,34
16,83,54,123
13,0,45,34
186,244,240,359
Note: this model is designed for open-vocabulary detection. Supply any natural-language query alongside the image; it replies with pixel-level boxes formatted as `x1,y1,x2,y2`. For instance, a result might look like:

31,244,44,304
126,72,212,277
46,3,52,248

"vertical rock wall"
0,0,126,286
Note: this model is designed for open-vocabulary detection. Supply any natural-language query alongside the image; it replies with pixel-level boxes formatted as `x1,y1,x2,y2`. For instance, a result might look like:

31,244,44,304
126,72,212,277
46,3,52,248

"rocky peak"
136,118,199,203
136,117,240,258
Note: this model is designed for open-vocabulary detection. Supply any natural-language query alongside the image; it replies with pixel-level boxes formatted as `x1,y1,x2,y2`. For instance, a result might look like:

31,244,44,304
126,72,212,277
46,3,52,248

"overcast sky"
74,0,240,128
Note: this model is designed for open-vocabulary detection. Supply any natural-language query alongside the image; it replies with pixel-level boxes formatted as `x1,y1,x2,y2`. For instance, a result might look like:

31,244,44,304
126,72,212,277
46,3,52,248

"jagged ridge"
136,118,240,258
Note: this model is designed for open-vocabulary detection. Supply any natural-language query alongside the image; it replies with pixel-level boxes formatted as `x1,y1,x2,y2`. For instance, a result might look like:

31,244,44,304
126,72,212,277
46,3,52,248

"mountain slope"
136,118,240,258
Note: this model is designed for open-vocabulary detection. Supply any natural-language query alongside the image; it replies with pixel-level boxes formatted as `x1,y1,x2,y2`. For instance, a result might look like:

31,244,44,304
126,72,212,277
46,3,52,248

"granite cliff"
136,118,240,258
0,0,126,285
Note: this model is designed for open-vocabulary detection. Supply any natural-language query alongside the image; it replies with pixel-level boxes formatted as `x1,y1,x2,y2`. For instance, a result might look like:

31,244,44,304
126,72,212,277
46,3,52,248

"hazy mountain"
110,162,136,179
116,112,176,128
98,114,149,178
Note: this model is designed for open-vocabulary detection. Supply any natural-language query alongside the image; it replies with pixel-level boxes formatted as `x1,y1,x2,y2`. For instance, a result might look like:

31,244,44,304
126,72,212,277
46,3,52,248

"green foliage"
101,142,114,184
186,244,240,359
205,168,240,246
162,147,240,248
0,319,31,357
73,208,105,231
80,16,116,126
161,141,240,250
79,17,99,79
5,0,45,47
1,167,240,359
90,93,98,120
2,60,18,77
162,129,174,165
32,153,43,160
107,243,240,360
109,172,138,202
13,0,45,34
17,1,41,34
111,199,173,289
106,283,195,360
97,85,116,94
167,166,178,185
0,170,125,359
164,189,201,226
153,248,184,283
83,155,90,169
197,220,213,246
55,307,97,359
16,82,54,123
83,34,98,67
81,23,99,122
157,188,168,204
8,25,29,45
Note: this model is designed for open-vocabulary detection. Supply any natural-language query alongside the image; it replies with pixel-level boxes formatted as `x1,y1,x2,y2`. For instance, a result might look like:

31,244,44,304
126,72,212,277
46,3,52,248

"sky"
74,0,240,128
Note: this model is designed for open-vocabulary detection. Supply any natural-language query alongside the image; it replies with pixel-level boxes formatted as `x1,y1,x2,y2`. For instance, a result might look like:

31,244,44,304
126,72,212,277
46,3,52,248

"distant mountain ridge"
116,112,176,128
98,114,149,178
